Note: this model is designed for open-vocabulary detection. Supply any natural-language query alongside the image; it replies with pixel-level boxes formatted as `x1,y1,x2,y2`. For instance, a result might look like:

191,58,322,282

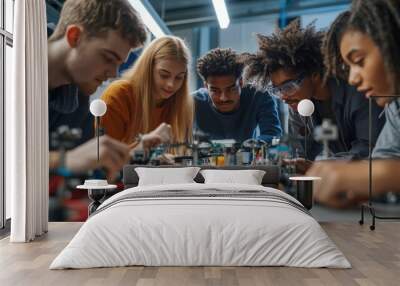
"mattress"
50,183,351,269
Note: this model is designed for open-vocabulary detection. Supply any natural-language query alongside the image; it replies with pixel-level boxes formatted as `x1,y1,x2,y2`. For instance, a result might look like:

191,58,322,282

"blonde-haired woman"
100,36,193,151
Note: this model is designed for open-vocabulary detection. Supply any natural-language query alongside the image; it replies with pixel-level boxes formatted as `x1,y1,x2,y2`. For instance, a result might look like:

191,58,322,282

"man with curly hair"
193,48,282,143
244,20,384,173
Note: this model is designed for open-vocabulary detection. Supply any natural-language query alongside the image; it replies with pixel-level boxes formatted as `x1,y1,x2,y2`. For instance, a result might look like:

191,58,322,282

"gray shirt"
372,99,400,158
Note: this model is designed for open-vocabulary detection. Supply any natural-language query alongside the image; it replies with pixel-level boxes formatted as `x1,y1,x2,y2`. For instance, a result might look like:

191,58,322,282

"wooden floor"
0,222,399,286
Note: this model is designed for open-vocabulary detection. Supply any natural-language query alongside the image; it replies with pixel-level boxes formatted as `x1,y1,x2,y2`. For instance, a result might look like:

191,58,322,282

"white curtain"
7,0,48,242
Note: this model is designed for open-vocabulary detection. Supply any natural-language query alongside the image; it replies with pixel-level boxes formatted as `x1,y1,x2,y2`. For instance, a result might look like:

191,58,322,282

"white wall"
5,45,12,220
301,9,347,30
5,0,14,33
174,28,198,92
219,18,278,53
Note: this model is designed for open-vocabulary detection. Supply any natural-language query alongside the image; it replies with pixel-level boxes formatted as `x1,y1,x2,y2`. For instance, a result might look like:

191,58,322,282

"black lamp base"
88,188,106,216
295,180,313,210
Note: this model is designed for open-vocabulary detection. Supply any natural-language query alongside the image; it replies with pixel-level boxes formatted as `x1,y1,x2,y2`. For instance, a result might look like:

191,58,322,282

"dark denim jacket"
289,79,385,160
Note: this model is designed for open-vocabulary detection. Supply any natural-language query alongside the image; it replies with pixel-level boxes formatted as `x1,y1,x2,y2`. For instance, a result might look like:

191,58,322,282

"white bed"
50,183,351,269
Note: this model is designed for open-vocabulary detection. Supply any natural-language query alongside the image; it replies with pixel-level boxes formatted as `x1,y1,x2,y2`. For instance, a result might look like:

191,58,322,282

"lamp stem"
304,117,307,161
368,97,372,206
96,116,100,162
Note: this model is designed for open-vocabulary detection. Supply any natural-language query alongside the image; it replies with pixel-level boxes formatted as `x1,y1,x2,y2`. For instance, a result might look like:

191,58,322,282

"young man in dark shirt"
193,48,282,143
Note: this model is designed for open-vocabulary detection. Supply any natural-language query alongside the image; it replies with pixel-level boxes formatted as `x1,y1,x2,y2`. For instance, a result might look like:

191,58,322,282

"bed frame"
122,165,281,189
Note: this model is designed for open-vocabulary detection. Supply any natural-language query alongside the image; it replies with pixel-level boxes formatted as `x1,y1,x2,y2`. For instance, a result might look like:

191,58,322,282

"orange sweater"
100,80,168,145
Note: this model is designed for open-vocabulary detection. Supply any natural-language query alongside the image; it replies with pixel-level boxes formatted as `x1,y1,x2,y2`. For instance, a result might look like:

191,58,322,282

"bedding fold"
50,183,351,269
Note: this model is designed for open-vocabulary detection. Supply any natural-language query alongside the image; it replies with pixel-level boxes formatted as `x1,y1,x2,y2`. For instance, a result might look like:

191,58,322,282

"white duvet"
50,183,350,269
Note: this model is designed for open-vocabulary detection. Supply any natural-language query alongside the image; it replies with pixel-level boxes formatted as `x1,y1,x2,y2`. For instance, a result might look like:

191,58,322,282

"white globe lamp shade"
90,99,107,117
298,99,314,117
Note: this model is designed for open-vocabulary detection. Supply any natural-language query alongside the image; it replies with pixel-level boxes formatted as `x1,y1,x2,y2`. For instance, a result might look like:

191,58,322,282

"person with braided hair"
321,11,352,83
244,19,384,174
308,0,400,208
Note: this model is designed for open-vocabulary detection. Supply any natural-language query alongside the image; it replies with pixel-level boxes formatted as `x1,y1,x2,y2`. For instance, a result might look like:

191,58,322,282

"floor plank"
0,222,399,286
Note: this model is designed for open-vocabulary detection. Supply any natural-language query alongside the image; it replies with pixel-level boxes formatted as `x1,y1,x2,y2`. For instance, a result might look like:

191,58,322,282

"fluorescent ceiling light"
129,0,166,38
212,0,230,29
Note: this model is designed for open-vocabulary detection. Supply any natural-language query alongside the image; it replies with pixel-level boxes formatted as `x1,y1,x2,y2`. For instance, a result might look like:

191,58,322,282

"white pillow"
200,169,266,185
135,167,201,186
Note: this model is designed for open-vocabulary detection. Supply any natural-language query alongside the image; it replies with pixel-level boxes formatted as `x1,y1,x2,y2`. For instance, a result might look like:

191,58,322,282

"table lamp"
77,99,116,216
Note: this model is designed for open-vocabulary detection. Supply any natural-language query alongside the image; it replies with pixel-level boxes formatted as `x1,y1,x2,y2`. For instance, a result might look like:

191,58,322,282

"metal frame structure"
0,0,5,230
0,0,13,230
360,97,400,230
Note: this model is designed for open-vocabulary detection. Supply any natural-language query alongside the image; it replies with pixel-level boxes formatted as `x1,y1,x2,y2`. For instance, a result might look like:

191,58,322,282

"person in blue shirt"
193,48,282,143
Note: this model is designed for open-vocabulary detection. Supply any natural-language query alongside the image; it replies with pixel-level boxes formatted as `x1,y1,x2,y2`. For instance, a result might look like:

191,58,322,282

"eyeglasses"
266,74,305,98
